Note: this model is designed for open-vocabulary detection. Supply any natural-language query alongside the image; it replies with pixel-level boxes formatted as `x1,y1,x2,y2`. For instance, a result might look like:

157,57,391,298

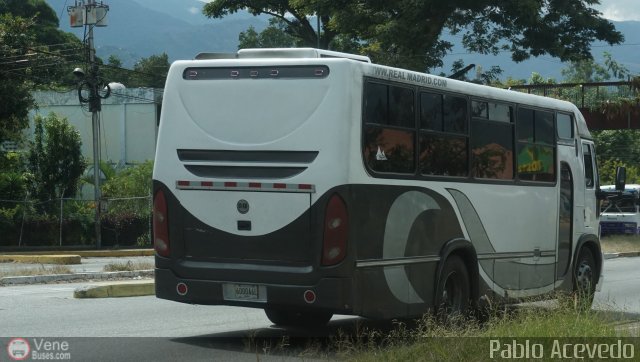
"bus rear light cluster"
153,190,171,257
321,194,348,266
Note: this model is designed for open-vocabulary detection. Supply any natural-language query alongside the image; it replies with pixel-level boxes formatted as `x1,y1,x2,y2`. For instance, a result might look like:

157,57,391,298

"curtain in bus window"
471,122,514,179
517,108,534,143
363,125,415,173
443,95,467,134
364,82,387,125
389,86,415,128
420,92,443,131
535,110,554,145
517,143,555,182
419,133,467,176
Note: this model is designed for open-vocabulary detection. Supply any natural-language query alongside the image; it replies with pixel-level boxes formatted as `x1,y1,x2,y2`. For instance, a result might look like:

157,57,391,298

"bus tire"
435,255,470,321
573,247,596,308
264,308,333,327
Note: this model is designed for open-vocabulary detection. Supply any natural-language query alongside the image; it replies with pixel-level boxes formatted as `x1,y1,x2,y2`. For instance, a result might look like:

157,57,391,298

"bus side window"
516,108,556,182
583,144,595,188
363,81,416,174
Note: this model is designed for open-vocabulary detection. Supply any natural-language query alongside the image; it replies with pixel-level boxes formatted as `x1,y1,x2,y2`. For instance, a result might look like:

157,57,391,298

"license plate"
222,283,266,302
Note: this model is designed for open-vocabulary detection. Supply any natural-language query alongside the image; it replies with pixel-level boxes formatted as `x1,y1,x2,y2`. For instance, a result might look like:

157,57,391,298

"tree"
27,113,86,202
203,0,623,72
442,60,503,85
0,1,84,141
129,53,169,88
561,52,629,83
238,19,298,49
100,55,131,86
0,14,36,142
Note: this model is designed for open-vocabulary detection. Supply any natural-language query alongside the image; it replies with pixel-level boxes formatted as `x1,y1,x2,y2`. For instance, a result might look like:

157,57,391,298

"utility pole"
69,0,109,249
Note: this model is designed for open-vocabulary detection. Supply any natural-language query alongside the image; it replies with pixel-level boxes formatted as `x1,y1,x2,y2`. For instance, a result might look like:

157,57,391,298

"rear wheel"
264,308,333,327
573,247,597,308
435,255,470,321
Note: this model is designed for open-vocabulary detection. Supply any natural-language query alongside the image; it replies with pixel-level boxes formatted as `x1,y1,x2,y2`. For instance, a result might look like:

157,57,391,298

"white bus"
600,184,640,236
153,48,604,326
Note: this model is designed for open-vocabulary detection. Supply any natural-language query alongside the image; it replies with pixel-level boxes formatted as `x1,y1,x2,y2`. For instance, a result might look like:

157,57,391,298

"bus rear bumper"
155,268,353,313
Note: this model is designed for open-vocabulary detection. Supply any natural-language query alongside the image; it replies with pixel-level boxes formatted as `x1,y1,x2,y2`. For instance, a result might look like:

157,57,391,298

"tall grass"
343,295,624,362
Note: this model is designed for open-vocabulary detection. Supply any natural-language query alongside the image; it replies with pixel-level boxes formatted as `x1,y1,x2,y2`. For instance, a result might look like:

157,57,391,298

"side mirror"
615,166,626,191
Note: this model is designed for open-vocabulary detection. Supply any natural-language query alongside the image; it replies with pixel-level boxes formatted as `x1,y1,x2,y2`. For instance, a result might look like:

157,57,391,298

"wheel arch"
435,238,480,307
573,233,602,282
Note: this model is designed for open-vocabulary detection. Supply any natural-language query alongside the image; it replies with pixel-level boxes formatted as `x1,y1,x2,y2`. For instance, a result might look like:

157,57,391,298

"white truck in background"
600,184,640,236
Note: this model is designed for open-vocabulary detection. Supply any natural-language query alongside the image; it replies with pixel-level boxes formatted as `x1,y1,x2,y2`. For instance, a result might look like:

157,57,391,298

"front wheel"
573,247,597,308
434,255,470,321
264,308,333,327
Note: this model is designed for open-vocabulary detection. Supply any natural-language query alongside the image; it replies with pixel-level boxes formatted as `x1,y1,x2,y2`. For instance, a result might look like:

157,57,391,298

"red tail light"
322,194,348,266
153,189,170,257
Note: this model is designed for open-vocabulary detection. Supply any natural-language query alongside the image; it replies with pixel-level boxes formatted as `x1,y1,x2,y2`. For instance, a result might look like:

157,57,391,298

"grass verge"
103,260,154,272
342,297,628,361
600,235,640,253
0,265,73,278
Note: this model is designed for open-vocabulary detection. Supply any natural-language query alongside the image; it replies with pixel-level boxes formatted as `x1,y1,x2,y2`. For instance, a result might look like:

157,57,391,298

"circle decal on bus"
383,191,440,304
237,199,250,214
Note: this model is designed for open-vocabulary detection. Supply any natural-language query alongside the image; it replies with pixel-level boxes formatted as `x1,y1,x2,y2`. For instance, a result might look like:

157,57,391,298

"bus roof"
195,48,371,63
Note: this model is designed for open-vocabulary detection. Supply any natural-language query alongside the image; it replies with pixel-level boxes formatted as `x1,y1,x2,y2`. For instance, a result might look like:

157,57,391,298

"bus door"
582,141,599,233
557,162,573,279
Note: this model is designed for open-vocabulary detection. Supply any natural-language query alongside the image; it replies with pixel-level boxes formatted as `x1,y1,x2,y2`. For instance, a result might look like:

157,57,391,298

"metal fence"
0,196,151,249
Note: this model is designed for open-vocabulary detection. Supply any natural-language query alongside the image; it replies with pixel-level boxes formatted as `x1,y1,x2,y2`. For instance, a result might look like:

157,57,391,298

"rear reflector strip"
176,180,315,193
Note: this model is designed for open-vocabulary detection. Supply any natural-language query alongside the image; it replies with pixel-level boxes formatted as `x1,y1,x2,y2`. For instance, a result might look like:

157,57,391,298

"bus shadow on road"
169,316,406,357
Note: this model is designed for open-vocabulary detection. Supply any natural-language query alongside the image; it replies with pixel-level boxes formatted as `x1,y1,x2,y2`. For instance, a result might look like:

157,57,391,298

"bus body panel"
154,49,602,320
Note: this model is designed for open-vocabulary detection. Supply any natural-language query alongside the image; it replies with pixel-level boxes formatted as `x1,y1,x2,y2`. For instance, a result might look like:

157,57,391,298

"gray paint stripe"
357,256,441,268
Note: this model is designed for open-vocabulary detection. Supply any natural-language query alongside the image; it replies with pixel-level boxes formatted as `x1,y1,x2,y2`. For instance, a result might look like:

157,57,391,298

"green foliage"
205,0,623,72
0,2,85,141
238,19,298,49
593,130,640,185
0,14,35,141
443,60,503,85
129,53,169,88
27,112,86,202
561,52,629,83
101,161,153,217
597,159,640,186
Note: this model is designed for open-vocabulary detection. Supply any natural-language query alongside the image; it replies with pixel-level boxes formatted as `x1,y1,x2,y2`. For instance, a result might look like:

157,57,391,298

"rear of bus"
153,49,366,324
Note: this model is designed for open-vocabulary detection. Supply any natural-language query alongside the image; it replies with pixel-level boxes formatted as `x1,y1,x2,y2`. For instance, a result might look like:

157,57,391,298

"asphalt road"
0,257,638,360
594,256,640,316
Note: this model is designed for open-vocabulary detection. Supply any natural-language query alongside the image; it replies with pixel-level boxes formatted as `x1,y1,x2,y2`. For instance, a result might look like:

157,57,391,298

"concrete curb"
0,255,81,265
0,270,154,285
0,249,153,258
604,252,640,259
74,280,155,298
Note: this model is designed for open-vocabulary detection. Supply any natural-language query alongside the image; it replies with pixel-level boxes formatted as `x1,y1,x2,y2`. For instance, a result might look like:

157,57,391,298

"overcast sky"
594,0,640,21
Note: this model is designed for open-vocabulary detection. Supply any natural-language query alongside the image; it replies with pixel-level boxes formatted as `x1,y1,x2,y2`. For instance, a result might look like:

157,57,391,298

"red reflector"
273,183,286,189
322,194,348,266
304,290,316,304
224,182,237,187
176,282,188,296
249,182,261,188
201,181,213,187
177,181,189,187
299,184,312,190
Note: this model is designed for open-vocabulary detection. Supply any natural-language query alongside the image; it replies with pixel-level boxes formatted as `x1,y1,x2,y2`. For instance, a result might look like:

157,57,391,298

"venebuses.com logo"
6,337,71,361
7,338,30,361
